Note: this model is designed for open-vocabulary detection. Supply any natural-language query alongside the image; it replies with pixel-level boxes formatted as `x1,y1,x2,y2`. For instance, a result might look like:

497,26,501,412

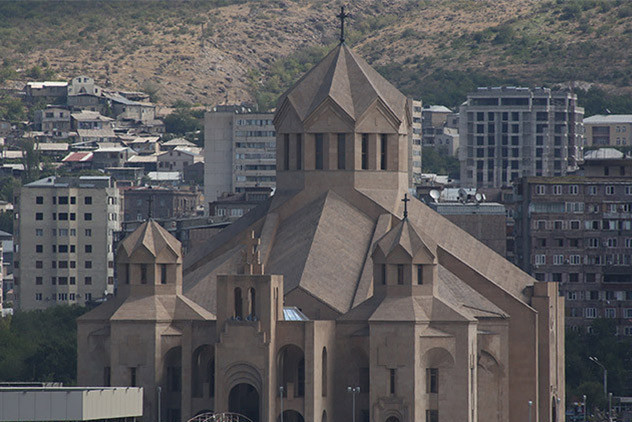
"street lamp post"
609,392,613,422
279,386,285,422
528,400,533,422
347,386,360,422
583,394,587,422
589,356,608,399
157,386,162,422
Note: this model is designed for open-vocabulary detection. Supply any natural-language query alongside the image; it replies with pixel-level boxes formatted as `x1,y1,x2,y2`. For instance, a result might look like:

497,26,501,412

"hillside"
1,0,632,110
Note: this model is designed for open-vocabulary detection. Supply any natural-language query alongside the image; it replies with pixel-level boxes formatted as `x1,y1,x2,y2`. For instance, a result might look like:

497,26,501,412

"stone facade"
78,43,564,422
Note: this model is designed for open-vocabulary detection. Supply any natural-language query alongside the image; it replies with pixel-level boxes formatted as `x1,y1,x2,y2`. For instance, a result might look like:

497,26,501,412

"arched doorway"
192,345,214,398
385,417,400,422
278,344,305,398
277,410,304,422
228,383,259,422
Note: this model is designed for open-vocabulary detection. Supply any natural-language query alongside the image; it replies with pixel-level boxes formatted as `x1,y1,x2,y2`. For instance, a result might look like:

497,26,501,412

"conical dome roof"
118,220,181,260
276,43,408,124
374,217,437,261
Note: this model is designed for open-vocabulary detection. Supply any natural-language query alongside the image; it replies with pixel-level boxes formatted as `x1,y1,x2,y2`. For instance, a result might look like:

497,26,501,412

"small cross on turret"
402,193,410,219
243,230,264,275
336,5,351,44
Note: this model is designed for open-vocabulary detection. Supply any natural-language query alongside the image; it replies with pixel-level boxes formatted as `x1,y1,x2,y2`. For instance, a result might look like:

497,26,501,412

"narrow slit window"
397,264,404,285
380,134,387,170
315,133,324,170
337,133,346,170
361,134,369,170
284,134,290,170
296,134,302,170
417,265,423,285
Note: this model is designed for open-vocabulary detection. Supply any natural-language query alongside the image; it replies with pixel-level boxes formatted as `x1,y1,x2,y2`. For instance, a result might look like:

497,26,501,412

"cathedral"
77,40,565,422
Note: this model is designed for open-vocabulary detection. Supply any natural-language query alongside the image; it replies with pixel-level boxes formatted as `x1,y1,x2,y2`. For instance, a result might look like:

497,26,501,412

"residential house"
583,115,632,147
157,146,202,173
34,107,72,138
92,146,136,170
24,82,68,103
61,152,94,171
71,110,117,144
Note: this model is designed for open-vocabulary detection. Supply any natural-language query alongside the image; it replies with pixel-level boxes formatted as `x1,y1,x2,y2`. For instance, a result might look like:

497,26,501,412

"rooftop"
584,148,625,160
25,176,114,189
26,81,68,89
584,114,632,124
423,105,452,113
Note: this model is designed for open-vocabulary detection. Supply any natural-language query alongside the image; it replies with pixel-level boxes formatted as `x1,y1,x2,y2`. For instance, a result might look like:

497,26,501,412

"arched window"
322,410,327,422
234,287,243,319
321,347,327,397
249,288,256,318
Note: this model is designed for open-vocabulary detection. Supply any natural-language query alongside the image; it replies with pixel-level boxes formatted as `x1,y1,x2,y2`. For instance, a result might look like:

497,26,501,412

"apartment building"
459,87,584,188
204,106,276,206
515,169,632,333
14,176,121,310
410,99,422,186
584,114,632,147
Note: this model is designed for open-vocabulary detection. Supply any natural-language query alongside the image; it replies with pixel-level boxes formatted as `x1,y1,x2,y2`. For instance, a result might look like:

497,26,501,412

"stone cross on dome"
336,5,351,44
401,193,410,219
243,230,264,275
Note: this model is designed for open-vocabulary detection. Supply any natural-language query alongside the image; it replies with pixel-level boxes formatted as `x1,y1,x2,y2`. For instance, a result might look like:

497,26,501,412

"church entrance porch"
228,383,259,422
277,410,304,422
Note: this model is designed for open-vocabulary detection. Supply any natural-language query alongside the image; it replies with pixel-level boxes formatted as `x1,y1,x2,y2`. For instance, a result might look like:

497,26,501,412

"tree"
0,211,13,234
0,177,21,202
421,147,460,179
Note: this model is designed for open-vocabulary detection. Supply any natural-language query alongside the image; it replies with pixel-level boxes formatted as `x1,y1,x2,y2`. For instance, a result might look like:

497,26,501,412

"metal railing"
187,412,254,422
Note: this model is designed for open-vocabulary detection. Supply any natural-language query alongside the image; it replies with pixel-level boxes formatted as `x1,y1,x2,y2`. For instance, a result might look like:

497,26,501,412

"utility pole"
347,386,360,422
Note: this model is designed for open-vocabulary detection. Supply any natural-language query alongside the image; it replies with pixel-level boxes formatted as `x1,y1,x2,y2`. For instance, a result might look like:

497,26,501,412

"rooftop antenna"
336,5,351,44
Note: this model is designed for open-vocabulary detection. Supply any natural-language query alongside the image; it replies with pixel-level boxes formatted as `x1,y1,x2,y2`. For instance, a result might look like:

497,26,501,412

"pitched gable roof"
374,218,437,261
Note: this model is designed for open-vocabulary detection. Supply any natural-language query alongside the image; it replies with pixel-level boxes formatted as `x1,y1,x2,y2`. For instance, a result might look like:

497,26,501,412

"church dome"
275,43,408,125
117,220,181,263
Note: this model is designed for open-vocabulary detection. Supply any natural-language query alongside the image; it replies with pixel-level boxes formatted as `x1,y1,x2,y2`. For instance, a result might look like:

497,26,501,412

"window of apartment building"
553,238,563,247
70,197,76,204
35,293,42,301
535,255,546,265
84,213,92,221
569,185,579,195
606,186,615,195
69,293,75,301
567,291,577,300
337,134,346,170
85,276,92,285
59,261,68,269
58,245,68,253
589,291,600,300
554,221,563,230
361,134,369,170
552,273,562,282
624,327,632,336
85,244,92,253
52,197,56,205
315,133,324,170
626,239,632,248
569,238,580,247
108,276,114,285
35,228,43,236
36,212,43,220
52,260,57,269
85,261,92,269
588,186,598,195
535,185,546,195
70,277,75,285
70,245,75,253
85,196,92,205
58,277,68,285
553,185,562,195
569,255,582,265
85,229,92,237
536,238,547,247
51,276,56,285
380,134,388,170
570,308,582,317
35,276,42,285
36,244,43,253
585,308,598,319
36,196,43,204
624,309,632,319
607,238,618,248
569,273,579,283
85,293,92,302
625,186,632,195
36,260,42,269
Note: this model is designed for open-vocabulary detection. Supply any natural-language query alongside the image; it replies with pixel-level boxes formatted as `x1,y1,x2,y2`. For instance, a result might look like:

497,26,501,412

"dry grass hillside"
1,0,631,109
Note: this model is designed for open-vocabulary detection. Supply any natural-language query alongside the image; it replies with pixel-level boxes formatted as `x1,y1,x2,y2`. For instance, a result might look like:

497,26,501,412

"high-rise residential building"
204,106,276,208
410,99,422,186
459,87,584,188
14,176,121,310
514,153,632,333
583,114,632,147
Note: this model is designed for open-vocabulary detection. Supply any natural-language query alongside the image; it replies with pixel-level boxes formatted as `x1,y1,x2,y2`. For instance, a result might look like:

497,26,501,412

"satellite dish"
429,189,440,203
475,193,483,203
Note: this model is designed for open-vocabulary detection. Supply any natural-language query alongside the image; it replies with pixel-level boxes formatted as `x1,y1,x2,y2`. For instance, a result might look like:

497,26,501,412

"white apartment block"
459,87,584,188
410,99,422,186
204,106,276,207
14,176,120,310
